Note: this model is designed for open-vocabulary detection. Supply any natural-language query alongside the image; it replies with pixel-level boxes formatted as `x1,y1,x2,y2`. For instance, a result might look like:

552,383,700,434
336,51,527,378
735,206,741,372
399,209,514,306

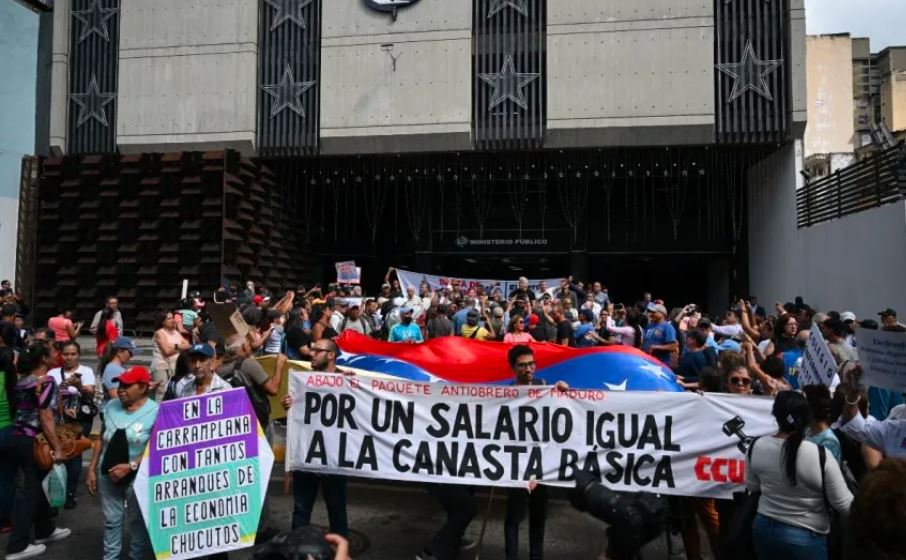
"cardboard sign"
206,303,251,339
133,388,274,560
855,328,906,392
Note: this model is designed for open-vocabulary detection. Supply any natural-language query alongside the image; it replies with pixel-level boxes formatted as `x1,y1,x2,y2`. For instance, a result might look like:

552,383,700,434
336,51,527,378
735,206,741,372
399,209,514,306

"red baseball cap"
253,295,264,305
113,366,151,385
529,313,540,326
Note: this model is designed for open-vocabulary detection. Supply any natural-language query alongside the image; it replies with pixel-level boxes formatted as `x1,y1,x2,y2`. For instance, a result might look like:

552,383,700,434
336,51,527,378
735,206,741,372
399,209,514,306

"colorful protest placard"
286,371,775,499
134,388,274,560
335,261,361,284
855,328,906,392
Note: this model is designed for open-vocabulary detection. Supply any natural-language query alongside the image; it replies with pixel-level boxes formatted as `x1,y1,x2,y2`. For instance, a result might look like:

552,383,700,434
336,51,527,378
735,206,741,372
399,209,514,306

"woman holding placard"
87,366,159,560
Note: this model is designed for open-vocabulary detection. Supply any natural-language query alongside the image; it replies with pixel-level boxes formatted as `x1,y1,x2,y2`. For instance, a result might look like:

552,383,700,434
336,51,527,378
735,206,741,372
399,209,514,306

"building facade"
804,34,906,178
24,0,809,328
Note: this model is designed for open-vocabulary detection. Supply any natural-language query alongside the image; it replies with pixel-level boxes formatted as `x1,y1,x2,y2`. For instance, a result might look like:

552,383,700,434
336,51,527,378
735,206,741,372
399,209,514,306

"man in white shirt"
328,298,349,332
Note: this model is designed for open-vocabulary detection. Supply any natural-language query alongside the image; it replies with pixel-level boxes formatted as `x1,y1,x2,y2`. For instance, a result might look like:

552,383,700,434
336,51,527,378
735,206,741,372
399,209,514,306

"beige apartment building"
805,33,906,178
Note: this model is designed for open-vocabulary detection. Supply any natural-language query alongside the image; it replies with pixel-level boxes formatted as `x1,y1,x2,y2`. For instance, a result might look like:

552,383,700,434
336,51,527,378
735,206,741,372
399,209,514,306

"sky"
806,0,906,51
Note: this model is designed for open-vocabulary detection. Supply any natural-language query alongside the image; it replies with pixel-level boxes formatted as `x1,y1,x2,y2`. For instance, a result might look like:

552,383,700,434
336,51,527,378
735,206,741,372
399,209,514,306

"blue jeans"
0,427,15,524
99,473,150,560
291,471,348,536
752,513,827,560
6,435,55,554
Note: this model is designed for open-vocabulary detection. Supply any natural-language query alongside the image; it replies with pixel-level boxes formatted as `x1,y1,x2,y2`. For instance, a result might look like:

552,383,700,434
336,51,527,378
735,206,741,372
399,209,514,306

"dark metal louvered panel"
473,0,546,150
715,0,789,144
257,0,322,156
67,0,119,154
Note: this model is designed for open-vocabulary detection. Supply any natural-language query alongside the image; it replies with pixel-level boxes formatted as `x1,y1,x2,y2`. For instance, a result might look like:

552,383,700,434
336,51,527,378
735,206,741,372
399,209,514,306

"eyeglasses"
729,377,752,387
515,361,536,369
311,348,333,354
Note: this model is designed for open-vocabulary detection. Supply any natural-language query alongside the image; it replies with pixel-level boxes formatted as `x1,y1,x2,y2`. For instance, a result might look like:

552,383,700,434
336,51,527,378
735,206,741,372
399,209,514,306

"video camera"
569,471,667,560
252,527,333,560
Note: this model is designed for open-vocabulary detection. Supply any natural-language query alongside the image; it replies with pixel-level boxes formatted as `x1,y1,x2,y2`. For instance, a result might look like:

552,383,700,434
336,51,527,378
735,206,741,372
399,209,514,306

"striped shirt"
13,375,57,438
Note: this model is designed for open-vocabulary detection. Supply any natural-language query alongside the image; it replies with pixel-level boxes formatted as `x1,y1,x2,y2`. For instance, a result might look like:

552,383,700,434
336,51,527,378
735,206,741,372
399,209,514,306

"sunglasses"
729,377,752,386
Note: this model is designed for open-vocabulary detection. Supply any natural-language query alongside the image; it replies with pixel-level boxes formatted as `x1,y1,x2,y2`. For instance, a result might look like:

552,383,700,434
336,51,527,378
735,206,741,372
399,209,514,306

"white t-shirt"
48,365,97,396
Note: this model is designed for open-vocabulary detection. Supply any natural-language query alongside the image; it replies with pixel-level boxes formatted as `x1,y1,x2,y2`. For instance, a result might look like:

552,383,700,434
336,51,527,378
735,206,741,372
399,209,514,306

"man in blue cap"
173,343,230,398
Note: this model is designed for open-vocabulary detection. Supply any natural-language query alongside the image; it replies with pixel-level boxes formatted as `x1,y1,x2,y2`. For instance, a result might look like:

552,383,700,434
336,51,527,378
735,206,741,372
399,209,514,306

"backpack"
221,359,270,428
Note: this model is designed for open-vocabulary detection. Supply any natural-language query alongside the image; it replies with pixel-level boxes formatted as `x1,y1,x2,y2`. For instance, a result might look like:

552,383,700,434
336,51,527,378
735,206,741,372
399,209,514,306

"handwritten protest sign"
855,328,906,392
799,326,838,387
134,389,274,560
286,371,775,499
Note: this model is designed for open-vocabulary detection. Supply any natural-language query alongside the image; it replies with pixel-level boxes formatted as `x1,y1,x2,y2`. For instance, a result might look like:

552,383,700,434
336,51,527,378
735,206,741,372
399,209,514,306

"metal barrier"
797,143,906,228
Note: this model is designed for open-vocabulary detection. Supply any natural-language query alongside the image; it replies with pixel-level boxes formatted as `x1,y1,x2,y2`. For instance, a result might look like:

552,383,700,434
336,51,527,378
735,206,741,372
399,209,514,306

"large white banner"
395,269,560,299
286,372,776,499
855,328,906,392
800,326,838,387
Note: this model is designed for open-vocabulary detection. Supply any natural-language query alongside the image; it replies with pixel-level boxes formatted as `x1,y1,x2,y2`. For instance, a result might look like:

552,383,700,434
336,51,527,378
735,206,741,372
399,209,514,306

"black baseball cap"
878,308,897,317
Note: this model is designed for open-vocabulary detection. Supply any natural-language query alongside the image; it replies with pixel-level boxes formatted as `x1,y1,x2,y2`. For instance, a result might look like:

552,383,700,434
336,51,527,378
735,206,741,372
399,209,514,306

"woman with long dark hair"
608,309,643,348
6,343,70,560
746,391,853,560
764,313,800,356
94,307,119,358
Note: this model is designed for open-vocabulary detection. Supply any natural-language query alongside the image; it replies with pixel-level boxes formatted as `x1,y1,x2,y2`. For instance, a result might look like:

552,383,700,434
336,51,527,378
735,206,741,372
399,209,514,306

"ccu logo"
363,0,421,20
694,456,746,483
455,236,469,248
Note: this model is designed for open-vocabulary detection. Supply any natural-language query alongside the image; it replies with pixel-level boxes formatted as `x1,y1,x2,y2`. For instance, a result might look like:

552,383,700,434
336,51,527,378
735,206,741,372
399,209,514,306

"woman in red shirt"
94,308,118,358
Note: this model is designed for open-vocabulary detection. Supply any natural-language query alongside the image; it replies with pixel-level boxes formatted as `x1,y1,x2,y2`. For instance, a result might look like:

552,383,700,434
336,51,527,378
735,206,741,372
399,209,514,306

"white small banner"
855,328,906,392
799,326,838,387
395,269,560,299
286,371,776,499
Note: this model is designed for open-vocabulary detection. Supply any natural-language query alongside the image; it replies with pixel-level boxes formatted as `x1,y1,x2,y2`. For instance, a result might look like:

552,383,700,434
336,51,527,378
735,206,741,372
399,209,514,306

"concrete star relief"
263,0,313,31
716,40,784,102
478,54,539,111
261,65,316,118
70,75,115,127
487,0,527,18
71,0,119,43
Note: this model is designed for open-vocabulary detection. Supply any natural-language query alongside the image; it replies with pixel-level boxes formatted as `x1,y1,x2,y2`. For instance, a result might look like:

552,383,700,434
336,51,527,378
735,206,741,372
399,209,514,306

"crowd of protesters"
0,271,904,560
